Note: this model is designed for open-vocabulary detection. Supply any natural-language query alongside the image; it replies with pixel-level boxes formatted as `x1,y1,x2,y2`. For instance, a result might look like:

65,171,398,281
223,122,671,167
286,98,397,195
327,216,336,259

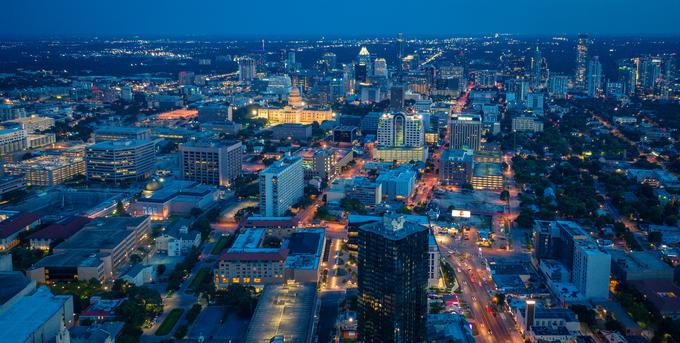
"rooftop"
260,155,302,175
87,139,155,150
359,214,428,241
0,272,32,306
0,211,40,239
0,286,72,343
244,283,317,343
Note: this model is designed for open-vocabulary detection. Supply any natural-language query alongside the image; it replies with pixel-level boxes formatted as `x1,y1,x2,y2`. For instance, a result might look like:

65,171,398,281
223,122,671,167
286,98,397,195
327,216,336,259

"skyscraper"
258,155,304,217
374,113,427,163
374,58,388,78
396,33,404,60
238,57,256,82
575,34,590,90
357,215,429,343
389,85,405,112
377,113,424,147
450,114,482,151
322,52,337,69
531,47,543,89
586,56,603,97
548,74,569,98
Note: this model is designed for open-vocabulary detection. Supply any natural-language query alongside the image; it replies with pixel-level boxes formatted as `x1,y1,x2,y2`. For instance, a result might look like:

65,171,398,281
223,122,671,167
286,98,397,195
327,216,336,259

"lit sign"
451,210,471,218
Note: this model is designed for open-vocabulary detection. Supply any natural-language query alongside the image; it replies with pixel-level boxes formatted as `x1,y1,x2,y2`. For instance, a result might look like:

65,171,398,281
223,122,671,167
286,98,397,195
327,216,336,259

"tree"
115,200,127,216
648,231,663,244
157,264,166,276
262,236,282,248
500,190,510,201
190,207,204,217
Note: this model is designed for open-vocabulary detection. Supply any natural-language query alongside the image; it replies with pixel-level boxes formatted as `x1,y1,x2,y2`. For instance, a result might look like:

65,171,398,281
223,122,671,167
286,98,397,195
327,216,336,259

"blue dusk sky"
1,0,679,37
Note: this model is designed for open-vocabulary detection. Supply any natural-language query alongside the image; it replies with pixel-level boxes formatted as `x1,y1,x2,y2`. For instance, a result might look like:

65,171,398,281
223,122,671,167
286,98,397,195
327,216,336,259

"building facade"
85,140,156,183
259,155,304,217
179,140,242,187
357,215,429,343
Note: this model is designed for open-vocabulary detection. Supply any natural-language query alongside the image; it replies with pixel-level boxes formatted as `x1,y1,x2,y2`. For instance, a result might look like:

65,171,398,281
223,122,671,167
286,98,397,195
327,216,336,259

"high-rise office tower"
397,33,404,60
548,75,569,98
507,77,530,102
322,52,337,69
179,140,242,187
575,33,590,90
357,46,372,75
587,56,603,97
238,57,256,82
357,215,429,343
450,114,482,151
377,113,424,147
258,155,304,217
355,63,368,83
374,58,388,77
389,85,405,112
343,64,355,95
531,47,543,89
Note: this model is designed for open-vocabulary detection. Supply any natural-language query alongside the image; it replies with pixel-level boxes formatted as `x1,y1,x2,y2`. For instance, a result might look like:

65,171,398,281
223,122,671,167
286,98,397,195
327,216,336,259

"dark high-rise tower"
357,215,429,343
397,33,404,60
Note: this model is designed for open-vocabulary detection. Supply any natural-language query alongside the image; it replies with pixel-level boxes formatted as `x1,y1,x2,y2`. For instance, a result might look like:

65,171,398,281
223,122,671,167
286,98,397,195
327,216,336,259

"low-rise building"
28,216,91,250
512,115,544,133
346,176,383,207
426,313,475,343
0,127,28,156
3,115,55,133
243,283,318,343
271,123,313,141
376,165,417,200
155,219,201,256
3,155,85,186
373,146,428,164
27,133,56,149
27,216,151,283
0,276,74,343
609,250,674,282
0,211,41,251
129,179,219,220
215,227,325,289
0,175,26,198
471,162,503,191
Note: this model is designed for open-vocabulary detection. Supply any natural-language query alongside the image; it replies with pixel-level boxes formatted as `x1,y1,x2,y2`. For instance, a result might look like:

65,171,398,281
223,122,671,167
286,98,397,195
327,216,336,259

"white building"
259,155,304,217
377,113,424,147
573,241,611,300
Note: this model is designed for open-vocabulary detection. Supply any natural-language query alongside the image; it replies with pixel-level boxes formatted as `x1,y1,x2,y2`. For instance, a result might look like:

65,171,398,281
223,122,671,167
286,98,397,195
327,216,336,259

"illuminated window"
254,278,261,283
232,278,240,283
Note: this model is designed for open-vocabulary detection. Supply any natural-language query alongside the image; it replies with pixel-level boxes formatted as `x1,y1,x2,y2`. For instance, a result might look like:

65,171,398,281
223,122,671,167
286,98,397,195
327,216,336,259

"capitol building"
255,86,335,125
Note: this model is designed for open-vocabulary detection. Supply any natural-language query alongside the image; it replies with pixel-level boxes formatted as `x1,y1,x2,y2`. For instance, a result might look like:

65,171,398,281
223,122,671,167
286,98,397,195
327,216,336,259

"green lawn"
188,267,209,292
155,308,184,336
210,235,231,255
